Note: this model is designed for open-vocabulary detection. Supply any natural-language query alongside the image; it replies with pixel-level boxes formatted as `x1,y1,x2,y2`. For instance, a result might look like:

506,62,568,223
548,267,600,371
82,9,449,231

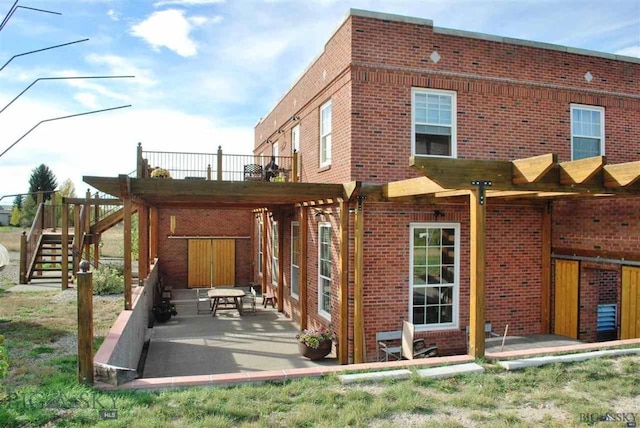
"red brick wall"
157,208,252,288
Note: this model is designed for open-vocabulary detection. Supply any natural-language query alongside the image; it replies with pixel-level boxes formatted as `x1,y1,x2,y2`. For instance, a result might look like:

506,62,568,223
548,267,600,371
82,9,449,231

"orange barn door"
621,266,640,339
212,239,235,286
188,240,212,288
554,260,579,339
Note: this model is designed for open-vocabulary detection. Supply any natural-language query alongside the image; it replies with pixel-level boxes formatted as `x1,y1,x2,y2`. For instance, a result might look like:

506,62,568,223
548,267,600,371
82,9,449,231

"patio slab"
142,289,338,378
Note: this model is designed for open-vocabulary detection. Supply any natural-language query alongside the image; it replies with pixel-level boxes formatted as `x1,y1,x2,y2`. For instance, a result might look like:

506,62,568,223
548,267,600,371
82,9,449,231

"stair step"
33,267,69,272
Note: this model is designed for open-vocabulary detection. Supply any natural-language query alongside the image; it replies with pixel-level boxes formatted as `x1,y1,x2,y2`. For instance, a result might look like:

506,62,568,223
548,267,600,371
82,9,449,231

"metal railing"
138,144,298,182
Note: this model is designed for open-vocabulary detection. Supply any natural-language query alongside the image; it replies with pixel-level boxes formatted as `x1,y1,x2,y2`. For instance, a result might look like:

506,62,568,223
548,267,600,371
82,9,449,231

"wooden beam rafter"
512,153,557,184
604,161,640,188
558,156,605,185
383,176,449,199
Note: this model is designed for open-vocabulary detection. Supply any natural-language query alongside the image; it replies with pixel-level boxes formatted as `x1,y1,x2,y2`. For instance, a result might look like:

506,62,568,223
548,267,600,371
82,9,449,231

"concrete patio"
142,289,338,378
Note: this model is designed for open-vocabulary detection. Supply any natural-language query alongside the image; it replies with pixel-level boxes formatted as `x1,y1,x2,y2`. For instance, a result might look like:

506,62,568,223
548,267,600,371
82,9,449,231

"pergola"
83,153,640,362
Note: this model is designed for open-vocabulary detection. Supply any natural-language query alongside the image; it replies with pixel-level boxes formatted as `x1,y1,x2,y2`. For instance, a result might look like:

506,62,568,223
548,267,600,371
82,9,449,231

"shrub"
92,266,124,295
0,335,8,379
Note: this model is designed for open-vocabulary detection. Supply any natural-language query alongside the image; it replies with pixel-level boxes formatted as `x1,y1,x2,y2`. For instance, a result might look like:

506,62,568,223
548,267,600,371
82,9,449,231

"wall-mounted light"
433,210,445,220
292,115,300,121
314,209,333,218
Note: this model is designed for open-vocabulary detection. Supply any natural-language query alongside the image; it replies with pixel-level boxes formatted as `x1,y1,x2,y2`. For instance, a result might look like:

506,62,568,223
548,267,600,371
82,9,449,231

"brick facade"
252,10,640,360
157,208,252,289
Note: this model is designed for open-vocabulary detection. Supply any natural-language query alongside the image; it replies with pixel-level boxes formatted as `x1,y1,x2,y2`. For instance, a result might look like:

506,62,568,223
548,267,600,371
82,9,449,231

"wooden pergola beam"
604,161,640,187
512,153,557,184
559,156,605,185
383,176,448,198
468,189,486,358
411,156,512,189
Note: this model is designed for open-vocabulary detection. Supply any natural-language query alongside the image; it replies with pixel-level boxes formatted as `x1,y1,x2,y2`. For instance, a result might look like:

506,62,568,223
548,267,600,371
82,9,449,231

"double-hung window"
410,223,459,330
320,101,332,167
412,88,456,157
318,222,332,319
291,221,300,299
272,221,278,285
571,104,604,160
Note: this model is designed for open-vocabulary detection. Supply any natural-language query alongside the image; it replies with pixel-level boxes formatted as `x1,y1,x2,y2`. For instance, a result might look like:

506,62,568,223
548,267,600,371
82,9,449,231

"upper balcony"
136,143,300,183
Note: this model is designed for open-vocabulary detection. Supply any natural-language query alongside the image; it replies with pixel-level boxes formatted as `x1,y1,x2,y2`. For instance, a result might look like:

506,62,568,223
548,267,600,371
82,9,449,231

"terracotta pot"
298,340,332,360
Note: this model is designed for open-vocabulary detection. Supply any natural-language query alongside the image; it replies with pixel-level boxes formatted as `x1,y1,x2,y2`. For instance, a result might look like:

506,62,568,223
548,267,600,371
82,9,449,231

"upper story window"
571,104,604,160
292,124,300,180
320,100,332,167
412,88,456,158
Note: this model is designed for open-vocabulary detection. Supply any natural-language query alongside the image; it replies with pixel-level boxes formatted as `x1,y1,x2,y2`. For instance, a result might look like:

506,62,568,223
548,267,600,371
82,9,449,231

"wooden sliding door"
188,239,235,288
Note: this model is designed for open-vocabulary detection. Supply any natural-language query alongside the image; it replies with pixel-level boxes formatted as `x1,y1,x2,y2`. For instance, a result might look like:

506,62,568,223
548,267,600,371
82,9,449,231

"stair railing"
23,202,45,282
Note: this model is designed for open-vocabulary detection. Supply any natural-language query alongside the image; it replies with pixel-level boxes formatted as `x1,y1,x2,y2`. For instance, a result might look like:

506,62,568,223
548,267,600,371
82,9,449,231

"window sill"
414,324,459,333
319,310,331,321
318,164,331,173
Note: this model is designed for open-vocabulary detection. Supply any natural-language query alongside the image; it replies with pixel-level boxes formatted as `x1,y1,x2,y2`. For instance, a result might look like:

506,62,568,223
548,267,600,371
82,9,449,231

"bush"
92,266,124,295
0,335,8,380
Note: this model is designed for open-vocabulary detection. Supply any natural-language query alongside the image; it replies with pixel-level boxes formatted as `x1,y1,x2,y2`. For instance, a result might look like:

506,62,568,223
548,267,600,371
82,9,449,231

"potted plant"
150,167,172,178
152,302,177,323
296,327,334,360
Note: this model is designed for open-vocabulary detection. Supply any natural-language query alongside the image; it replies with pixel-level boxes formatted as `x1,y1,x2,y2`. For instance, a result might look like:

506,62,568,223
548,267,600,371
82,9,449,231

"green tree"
12,195,23,210
57,178,77,198
20,195,36,226
9,206,21,226
28,164,57,202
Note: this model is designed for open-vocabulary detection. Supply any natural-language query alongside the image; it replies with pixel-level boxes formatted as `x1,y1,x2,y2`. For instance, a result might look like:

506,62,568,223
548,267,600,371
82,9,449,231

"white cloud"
107,9,119,21
153,0,225,7
84,54,158,87
616,46,640,58
74,92,99,109
131,10,199,57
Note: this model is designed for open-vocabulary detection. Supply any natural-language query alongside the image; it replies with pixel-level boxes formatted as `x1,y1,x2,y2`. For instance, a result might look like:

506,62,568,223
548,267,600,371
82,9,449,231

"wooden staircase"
29,233,74,282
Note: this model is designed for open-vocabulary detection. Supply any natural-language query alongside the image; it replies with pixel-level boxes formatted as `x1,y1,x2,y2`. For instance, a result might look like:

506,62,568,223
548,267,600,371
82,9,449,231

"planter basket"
298,340,332,360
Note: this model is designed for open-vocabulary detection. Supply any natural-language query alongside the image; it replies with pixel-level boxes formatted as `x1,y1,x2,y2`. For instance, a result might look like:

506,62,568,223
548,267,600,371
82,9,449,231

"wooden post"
77,270,94,385
292,151,299,183
19,232,27,284
138,205,150,281
123,197,132,310
136,142,144,178
93,194,100,266
300,206,308,330
261,211,268,294
338,199,349,364
149,207,158,260
277,212,284,312
217,146,223,181
353,197,365,363
73,204,81,274
540,202,552,333
62,202,69,289
469,189,487,358
84,190,91,265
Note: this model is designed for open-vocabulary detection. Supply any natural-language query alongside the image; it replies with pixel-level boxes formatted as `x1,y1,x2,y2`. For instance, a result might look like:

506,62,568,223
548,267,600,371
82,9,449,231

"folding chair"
241,287,257,314
196,288,212,314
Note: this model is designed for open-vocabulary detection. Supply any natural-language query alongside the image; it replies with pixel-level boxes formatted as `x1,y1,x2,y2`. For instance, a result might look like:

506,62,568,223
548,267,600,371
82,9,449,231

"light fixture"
433,210,445,220
292,115,300,121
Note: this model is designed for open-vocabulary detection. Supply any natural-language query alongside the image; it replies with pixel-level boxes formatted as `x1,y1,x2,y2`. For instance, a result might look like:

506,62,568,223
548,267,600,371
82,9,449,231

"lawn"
0,282,638,427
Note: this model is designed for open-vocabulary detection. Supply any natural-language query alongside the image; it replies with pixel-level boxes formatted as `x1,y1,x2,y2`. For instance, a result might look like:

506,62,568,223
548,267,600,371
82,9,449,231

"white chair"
241,287,257,314
196,288,212,314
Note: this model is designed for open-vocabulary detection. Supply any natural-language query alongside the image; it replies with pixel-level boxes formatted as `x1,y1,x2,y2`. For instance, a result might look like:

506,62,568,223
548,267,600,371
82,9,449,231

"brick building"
252,9,640,362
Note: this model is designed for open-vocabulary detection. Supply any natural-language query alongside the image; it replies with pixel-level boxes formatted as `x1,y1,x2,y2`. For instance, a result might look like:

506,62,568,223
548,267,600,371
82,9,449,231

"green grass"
1,284,639,427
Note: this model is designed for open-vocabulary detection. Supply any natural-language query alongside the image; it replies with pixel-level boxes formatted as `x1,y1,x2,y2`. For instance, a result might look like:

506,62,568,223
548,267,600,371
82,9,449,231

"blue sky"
0,0,638,201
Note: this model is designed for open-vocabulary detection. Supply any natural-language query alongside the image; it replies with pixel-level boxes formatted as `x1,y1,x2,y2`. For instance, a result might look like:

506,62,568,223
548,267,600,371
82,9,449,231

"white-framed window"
291,221,300,299
260,151,266,167
273,142,279,159
409,223,460,331
320,100,332,167
292,124,300,180
258,218,263,276
318,222,332,319
272,221,279,286
571,104,605,160
412,88,456,158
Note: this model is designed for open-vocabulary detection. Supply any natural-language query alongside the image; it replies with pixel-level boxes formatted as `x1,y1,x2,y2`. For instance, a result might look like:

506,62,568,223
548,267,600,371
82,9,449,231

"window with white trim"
273,142,279,159
571,104,604,160
291,221,300,299
320,101,332,167
318,222,331,319
412,88,456,157
258,218,263,275
272,221,278,285
410,223,460,330
292,124,300,180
